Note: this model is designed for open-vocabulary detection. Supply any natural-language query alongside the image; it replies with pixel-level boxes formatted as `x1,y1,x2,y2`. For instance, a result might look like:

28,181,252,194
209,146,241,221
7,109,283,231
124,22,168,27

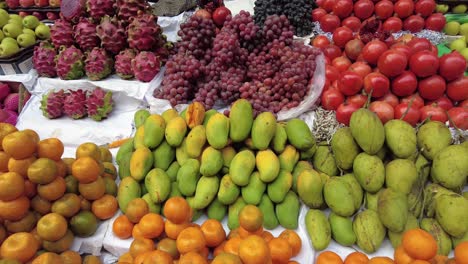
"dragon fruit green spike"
131,51,161,82
87,0,116,21
85,48,114,81
33,41,57,78
87,88,113,121
63,89,88,119
74,18,100,51
127,13,162,51
116,0,150,24
40,90,65,119
50,19,74,47
96,16,127,54
56,46,85,80
115,49,136,80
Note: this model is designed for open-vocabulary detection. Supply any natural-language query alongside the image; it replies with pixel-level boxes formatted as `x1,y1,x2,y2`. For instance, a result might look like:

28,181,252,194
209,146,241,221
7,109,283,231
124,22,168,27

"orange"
125,198,149,224
70,210,98,237
213,241,226,257
0,151,11,172
31,195,52,215
402,229,438,260
91,194,118,220
51,193,81,218
163,197,192,224
212,252,243,264
454,241,468,264
78,176,106,201
133,251,151,264
24,179,37,198
4,210,37,233
157,238,179,260
42,230,74,253
62,158,75,175
80,196,92,210
37,175,66,201
113,215,134,239
0,123,18,150
55,160,67,178
36,213,68,242
410,261,431,264
176,226,207,254
75,142,101,161
31,227,42,248
72,157,100,184
0,172,25,201
138,213,164,239
22,129,40,144
344,252,369,264
37,138,64,161
238,226,263,239
99,147,113,163
130,238,155,258
0,232,39,263
261,230,274,243
60,250,82,264
2,131,37,160
238,205,263,232
200,219,226,248
165,220,190,240
394,246,414,264
316,251,343,264
178,251,208,264
118,252,134,263
223,236,242,256
31,252,64,264
103,176,117,196
8,156,36,178
0,195,30,221
238,235,270,264
368,257,394,264
268,237,292,264
82,255,102,264
102,162,117,180
142,250,173,264
132,224,144,239
27,158,57,184
227,228,241,240
278,230,302,257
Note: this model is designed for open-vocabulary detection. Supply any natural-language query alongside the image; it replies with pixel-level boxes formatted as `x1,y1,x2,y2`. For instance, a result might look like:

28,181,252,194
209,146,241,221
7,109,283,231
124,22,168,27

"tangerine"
60,250,82,264
31,195,52,215
157,238,179,260
163,197,192,224
37,138,64,161
31,252,64,264
42,230,74,253
0,195,30,221
454,241,468,264
164,220,190,240
75,143,101,161
238,235,270,264
0,232,39,263
125,198,149,224
402,229,438,260
238,205,263,232
27,158,57,184
36,213,68,242
142,250,173,264
278,230,302,257
138,213,164,239
4,210,37,233
78,176,106,201
268,237,292,264
344,252,369,264
368,257,394,264
0,151,11,172
2,131,37,160
72,157,100,184
37,175,66,201
113,215,134,239
200,219,226,248
0,172,24,201
176,226,207,254
178,251,208,264
394,246,414,264
51,193,81,218
91,194,118,220
316,251,343,264
8,156,36,178
212,252,243,264
130,238,155,258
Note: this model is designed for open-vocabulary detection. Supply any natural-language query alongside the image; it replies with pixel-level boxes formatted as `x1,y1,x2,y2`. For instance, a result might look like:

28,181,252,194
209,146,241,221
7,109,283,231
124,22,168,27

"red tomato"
326,65,341,82
323,0,336,12
447,107,468,129
407,38,432,54
364,72,391,98
460,100,468,108
320,14,341,32
420,104,448,123
338,71,364,96
409,50,439,78
344,39,364,61
418,75,446,100
369,101,395,124
313,36,331,49
379,93,399,108
391,43,411,58
362,40,388,65
348,61,372,78
424,13,446,31
332,56,352,72
404,15,425,32
333,27,354,48
415,0,436,17
394,0,414,18
321,88,345,110
323,44,342,61
353,0,374,20
426,96,454,111
392,71,418,97
312,8,327,22
336,102,361,125
383,17,403,32
375,0,394,20
347,93,368,107
342,17,361,32
439,52,467,82
394,103,421,126
333,0,354,19
377,50,408,77
447,76,468,102
401,93,425,109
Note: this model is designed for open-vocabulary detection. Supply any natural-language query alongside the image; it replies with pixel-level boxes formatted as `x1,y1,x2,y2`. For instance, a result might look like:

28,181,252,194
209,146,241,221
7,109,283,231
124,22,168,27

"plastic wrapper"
0,69,38,91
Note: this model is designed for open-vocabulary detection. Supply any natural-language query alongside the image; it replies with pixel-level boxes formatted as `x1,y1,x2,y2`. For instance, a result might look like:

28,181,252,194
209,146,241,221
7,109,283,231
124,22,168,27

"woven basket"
152,0,197,16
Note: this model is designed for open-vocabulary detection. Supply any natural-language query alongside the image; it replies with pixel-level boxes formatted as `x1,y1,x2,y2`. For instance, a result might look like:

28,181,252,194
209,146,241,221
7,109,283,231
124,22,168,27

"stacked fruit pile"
6,0,60,9
436,3,468,14
40,87,113,121
0,82,31,125
6,0,61,22
0,124,119,262
313,0,444,33
444,17,468,61
33,0,172,82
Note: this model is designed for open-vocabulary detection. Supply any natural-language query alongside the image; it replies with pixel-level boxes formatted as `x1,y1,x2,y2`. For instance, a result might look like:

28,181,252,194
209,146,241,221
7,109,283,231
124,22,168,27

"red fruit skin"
338,71,364,96
394,103,421,126
312,36,331,49
391,43,411,58
447,76,468,102
34,0,48,7
415,0,436,17
346,93,368,107
361,40,388,65
345,39,364,61
363,72,390,98
369,101,395,124
379,93,399,108
342,17,361,32
323,0,336,12
354,0,374,20
407,38,432,54
333,0,354,19
323,44,342,61
321,88,345,110
392,71,418,97
460,100,468,108
439,52,467,82
320,14,341,33
375,0,394,20
19,0,34,7
383,17,403,32
418,75,446,101
394,0,414,18
194,9,212,19
401,93,425,109
409,50,439,78
326,65,341,82
312,8,327,22
426,96,454,111
332,56,352,72
425,13,446,31
336,103,361,125
420,104,448,123
212,6,231,27
377,50,408,77
447,107,468,130
403,15,425,32
348,61,371,78
332,27,354,48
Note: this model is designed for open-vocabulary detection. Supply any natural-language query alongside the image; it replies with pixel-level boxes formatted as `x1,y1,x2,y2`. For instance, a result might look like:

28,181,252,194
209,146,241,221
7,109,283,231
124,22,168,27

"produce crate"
0,45,34,75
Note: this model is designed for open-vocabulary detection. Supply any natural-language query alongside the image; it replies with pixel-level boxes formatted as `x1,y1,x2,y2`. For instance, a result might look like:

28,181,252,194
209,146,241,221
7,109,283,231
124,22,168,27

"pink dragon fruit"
61,0,86,22
0,110,8,123
56,46,85,80
0,83,10,101
116,0,149,24
127,13,162,51
4,110,17,125
131,51,161,82
87,88,113,121
87,0,116,21
33,41,57,78
63,89,88,119
50,19,75,47
115,49,136,79
4,93,19,112
96,16,127,54
85,48,114,81
40,90,65,119
74,18,100,51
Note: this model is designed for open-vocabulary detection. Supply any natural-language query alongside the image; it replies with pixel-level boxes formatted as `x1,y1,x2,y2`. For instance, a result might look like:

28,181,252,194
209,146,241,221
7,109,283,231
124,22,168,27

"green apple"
2,37,16,45
460,48,468,62
0,41,19,57
22,15,40,30
452,4,468,14
450,37,467,52
460,23,468,39
0,9,8,28
444,21,461,36
16,33,35,48
35,23,50,40
3,23,23,39
436,4,450,13
8,14,22,25
0,31,4,43
23,28,35,36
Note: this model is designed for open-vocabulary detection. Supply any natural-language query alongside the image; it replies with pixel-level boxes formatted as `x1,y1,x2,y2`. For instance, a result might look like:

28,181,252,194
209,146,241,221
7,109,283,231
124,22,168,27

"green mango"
388,214,419,248
116,138,134,164
153,141,175,171
176,159,200,196
258,194,279,230
297,169,324,209
200,146,223,176
324,177,356,217
134,109,150,128
435,193,468,238
185,196,202,222
206,113,230,149
414,154,431,188
417,121,452,160
329,212,356,247
353,153,385,193
385,159,418,194
285,118,316,151
452,231,468,248
203,109,217,127
375,145,388,160
331,127,361,170
118,152,132,180
229,99,254,142
305,209,331,251
423,183,453,218
353,210,386,254
142,193,161,214
175,138,189,166
117,177,141,213
140,182,148,195
192,176,220,210
145,168,171,203
186,125,206,158
251,112,277,150
130,147,153,181
350,109,385,155
341,173,363,211
421,218,452,255
228,197,247,230
221,146,237,174
229,150,256,186
267,169,293,203
464,192,468,200
180,108,187,120
365,191,381,211
312,145,338,176
241,171,266,205
256,149,280,183
377,188,408,233
207,198,227,221
292,161,313,193
218,174,240,205
431,145,468,191
165,116,187,147
384,119,417,159
161,109,179,124
279,145,300,172
166,161,180,182
134,126,145,149
169,181,182,198
143,114,166,149
276,191,300,229
272,124,288,154
300,145,317,160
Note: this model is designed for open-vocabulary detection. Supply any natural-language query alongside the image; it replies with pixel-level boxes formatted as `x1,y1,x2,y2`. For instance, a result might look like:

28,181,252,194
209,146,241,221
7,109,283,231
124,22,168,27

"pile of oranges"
0,123,119,263
316,229,468,264
114,197,303,264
